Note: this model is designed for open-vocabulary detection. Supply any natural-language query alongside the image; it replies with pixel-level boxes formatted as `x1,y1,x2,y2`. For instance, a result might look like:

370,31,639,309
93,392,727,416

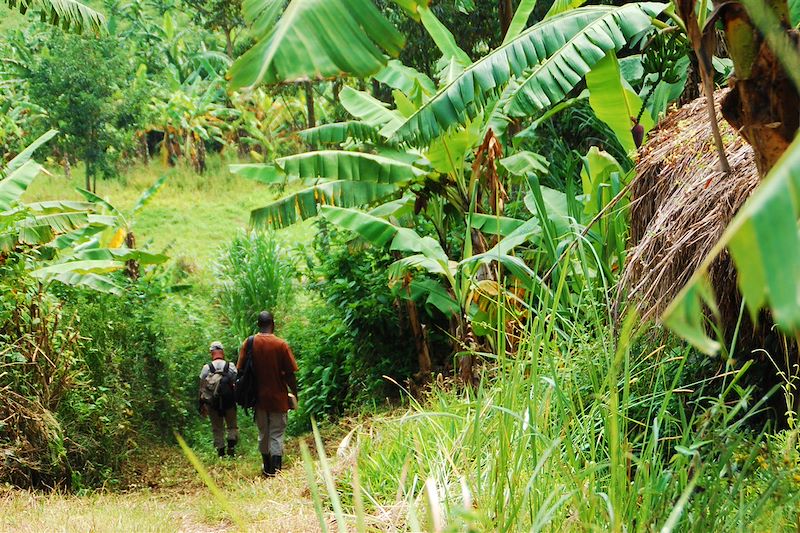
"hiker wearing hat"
199,341,239,458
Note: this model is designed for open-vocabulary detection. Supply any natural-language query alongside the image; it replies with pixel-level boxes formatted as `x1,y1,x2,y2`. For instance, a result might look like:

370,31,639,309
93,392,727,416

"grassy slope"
23,158,315,280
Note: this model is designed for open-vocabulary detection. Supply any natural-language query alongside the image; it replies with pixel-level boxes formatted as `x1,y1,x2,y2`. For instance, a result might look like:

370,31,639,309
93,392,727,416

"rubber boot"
271,455,282,475
261,453,274,477
226,439,236,457
217,447,225,458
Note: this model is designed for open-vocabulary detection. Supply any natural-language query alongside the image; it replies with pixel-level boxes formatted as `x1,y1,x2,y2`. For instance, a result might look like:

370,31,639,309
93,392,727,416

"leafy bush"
284,221,417,434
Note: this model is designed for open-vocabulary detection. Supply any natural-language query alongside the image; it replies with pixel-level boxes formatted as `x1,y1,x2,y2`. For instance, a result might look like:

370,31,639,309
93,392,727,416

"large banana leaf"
320,205,449,264
6,0,105,33
32,259,125,277
340,87,405,137
663,136,800,354
3,130,57,176
298,121,383,146
251,181,400,228
0,160,42,211
47,271,122,294
242,0,285,37
71,247,168,264
237,151,425,187
229,0,404,89
585,51,653,154
393,3,664,145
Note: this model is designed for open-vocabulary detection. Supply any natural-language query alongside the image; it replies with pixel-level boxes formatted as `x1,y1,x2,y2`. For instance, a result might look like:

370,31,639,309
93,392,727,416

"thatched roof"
619,90,759,324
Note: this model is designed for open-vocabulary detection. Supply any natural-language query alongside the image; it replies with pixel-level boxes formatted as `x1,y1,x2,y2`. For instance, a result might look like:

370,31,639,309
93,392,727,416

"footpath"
0,437,325,532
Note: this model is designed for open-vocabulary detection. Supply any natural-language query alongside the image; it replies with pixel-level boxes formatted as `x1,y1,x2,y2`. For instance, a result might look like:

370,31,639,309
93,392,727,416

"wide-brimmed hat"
209,341,224,352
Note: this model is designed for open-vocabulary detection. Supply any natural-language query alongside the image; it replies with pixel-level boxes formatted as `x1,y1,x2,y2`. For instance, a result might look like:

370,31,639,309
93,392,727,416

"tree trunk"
499,0,514,38
224,26,234,58
125,231,139,280
304,82,316,128
718,1,800,175
405,287,433,380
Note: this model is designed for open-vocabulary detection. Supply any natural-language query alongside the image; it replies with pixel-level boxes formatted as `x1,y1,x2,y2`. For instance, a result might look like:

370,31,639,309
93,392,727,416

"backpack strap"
206,362,216,375
246,336,254,361
223,361,230,374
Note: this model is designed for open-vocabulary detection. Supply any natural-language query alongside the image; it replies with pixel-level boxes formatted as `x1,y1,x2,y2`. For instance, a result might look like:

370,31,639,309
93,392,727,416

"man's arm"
283,343,299,398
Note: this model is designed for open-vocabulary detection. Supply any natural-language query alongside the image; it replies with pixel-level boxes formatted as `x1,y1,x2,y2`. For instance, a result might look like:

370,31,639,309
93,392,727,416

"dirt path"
0,439,325,532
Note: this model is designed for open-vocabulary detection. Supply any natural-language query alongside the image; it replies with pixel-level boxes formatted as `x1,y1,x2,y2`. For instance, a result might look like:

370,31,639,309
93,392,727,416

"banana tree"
0,132,166,294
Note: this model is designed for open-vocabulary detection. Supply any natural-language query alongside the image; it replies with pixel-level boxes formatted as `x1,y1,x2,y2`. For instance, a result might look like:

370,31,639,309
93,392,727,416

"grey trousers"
255,409,287,456
209,407,238,449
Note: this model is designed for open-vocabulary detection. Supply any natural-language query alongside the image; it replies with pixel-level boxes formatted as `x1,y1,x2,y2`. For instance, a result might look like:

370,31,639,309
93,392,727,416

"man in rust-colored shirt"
237,311,298,477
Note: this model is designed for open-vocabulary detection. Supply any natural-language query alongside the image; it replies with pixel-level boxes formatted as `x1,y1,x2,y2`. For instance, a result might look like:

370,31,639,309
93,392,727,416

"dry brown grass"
619,89,759,325
0,442,324,532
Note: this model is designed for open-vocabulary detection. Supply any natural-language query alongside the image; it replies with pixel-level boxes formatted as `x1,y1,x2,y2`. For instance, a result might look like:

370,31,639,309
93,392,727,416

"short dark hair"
257,311,274,329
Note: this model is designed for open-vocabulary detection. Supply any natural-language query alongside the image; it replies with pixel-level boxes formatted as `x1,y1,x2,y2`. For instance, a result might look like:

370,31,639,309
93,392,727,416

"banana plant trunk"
405,285,433,381
718,0,800,175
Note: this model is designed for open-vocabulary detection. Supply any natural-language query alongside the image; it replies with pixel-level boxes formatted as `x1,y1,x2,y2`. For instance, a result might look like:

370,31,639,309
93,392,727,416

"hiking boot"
226,439,236,457
217,447,225,458
261,453,274,477
271,455,282,474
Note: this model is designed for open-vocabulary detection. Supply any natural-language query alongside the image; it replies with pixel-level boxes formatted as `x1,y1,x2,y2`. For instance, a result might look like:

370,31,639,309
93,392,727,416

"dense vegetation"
2,0,800,530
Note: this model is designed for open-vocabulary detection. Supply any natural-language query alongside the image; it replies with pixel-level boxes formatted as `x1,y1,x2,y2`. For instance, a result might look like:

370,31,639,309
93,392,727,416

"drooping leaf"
251,181,400,229
409,278,460,316
585,51,653,154
3,129,57,176
298,121,383,146
7,0,105,34
0,160,42,211
470,214,526,237
31,259,125,277
320,205,449,264
502,0,538,45
374,60,436,96
229,0,405,89
17,211,90,234
663,136,800,351
393,3,664,145
47,271,122,294
265,151,426,185
499,151,549,177
340,87,405,137
389,253,448,277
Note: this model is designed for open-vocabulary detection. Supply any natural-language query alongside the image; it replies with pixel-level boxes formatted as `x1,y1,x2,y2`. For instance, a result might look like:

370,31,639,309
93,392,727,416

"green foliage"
26,31,149,185
3,0,105,34
215,230,297,342
392,3,665,145
284,220,416,434
229,0,406,89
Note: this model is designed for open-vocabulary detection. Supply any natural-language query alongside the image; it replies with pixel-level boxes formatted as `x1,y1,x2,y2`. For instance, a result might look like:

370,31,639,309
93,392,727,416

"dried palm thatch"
619,89,759,330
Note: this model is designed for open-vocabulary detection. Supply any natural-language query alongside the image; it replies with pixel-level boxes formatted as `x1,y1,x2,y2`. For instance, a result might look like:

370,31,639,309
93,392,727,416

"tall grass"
215,230,297,342
302,276,800,531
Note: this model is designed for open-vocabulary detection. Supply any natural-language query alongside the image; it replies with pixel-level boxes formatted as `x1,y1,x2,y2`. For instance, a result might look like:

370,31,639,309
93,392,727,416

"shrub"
214,230,297,344
284,221,417,434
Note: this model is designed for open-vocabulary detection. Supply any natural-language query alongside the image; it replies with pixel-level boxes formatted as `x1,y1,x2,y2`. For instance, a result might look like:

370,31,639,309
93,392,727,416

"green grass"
23,157,315,281
300,288,800,531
